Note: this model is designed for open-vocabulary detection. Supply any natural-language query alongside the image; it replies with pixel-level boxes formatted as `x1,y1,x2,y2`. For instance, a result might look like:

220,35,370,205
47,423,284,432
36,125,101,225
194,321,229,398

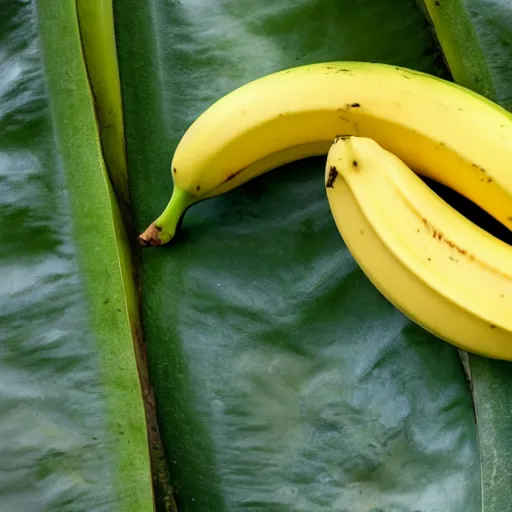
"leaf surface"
115,1,482,511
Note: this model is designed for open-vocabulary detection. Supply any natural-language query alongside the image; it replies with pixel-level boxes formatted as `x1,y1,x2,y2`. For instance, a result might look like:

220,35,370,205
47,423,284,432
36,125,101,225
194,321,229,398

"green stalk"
419,0,496,101
76,0,130,212
37,0,154,510
75,1,177,509
139,187,196,246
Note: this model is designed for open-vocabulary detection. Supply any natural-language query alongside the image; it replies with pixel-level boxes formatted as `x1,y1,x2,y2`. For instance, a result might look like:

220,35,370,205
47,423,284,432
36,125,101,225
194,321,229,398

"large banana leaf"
0,1,153,510
7,0,512,510
115,1,481,510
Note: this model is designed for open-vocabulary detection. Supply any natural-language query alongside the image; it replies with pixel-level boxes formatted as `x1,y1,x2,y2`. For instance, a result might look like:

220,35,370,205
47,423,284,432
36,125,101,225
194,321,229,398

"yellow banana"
139,61,512,246
325,135,512,361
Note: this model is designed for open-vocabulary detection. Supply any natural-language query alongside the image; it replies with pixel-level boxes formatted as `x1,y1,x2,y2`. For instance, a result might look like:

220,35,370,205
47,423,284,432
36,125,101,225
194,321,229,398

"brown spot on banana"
415,216,512,280
224,166,247,184
326,166,338,188
342,102,361,109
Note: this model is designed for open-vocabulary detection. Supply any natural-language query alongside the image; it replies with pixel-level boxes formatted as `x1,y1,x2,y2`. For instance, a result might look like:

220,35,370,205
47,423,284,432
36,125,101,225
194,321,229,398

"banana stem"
138,187,195,246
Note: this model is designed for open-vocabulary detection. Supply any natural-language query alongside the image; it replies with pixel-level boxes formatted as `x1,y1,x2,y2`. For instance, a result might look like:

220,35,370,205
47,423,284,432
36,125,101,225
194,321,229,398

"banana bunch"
139,61,512,361
326,136,512,360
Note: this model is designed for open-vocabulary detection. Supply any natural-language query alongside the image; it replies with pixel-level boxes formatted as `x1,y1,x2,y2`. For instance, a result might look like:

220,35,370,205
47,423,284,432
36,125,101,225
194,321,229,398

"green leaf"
466,356,512,512
0,1,153,509
115,1,481,510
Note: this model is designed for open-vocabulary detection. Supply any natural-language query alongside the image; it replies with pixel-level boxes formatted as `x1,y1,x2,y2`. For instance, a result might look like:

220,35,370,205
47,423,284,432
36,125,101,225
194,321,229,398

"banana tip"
138,222,168,247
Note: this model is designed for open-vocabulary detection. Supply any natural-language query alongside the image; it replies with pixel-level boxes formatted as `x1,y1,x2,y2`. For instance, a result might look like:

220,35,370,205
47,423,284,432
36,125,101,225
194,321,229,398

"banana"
139,61,512,246
325,135,512,361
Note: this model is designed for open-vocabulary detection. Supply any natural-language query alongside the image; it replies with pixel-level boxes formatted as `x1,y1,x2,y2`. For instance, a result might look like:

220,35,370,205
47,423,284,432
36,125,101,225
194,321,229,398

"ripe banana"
139,61,512,246
326,135,512,361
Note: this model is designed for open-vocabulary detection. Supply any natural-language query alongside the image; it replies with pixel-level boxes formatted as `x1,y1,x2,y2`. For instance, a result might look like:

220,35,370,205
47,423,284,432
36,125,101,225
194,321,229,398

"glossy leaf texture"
469,358,512,512
418,2,512,510
0,1,153,510
115,1,482,511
